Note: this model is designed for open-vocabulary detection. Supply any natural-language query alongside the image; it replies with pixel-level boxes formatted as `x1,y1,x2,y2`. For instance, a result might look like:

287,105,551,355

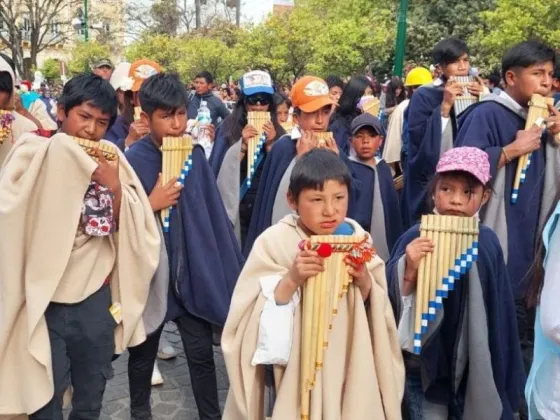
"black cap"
351,113,383,135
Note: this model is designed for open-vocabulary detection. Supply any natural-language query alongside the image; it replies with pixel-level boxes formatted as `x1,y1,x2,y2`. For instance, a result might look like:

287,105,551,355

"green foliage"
150,0,180,36
473,0,560,71
68,41,112,75
120,0,559,84
39,58,61,82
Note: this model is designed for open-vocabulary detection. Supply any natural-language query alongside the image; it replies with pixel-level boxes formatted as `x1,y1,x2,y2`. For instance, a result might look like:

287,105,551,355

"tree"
151,0,181,36
39,57,61,82
473,0,560,70
67,41,111,76
0,0,80,78
124,33,183,70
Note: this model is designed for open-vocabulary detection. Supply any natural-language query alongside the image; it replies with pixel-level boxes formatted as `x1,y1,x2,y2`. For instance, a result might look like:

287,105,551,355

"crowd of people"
0,36,559,420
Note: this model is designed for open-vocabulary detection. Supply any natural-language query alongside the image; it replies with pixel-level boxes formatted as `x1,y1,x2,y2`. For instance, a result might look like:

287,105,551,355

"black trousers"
30,285,116,420
516,297,535,420
128,311,221,420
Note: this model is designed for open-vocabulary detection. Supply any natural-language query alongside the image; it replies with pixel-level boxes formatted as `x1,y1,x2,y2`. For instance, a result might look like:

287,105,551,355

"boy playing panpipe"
244,76,361,256
401,38,484,228
387,147,524,420
347,113,403,261
222,148,404,420
124,73,244,420
455,41,560,379
0,74,161,419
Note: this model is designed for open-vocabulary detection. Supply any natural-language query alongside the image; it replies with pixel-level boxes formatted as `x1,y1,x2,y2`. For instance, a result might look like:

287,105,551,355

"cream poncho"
222,215,404,420
0,133,161,417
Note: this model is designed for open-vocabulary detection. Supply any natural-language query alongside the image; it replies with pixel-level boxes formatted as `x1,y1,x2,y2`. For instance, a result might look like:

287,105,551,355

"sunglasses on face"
245,94,271,105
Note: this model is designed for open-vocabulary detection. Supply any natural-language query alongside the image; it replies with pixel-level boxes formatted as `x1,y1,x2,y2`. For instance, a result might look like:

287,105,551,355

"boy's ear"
56,103,66,123
287,191,298,211
140,110,150,126
504,69,516,88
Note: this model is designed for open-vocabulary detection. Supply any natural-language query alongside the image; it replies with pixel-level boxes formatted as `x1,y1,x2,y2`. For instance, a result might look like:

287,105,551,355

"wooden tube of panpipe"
422,215,434,323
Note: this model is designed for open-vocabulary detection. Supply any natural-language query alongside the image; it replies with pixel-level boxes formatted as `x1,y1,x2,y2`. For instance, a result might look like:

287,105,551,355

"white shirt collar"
497,90,528,117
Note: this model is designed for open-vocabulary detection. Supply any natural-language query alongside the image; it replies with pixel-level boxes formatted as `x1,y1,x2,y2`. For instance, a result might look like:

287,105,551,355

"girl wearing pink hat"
387,146,524,420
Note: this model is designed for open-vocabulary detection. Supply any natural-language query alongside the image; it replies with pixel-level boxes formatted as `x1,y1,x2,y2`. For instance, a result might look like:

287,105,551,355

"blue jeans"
30,285,116,420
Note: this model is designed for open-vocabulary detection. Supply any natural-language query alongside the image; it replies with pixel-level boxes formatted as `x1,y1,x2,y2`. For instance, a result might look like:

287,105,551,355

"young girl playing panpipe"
386,147,524,420
222,148,404,420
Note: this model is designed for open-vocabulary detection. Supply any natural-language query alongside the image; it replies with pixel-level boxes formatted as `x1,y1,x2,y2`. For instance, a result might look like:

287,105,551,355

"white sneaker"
151,360,164,386
157,341,177,360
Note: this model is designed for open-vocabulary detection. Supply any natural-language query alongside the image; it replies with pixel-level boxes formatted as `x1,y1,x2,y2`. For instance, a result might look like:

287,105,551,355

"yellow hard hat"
405,67,432,87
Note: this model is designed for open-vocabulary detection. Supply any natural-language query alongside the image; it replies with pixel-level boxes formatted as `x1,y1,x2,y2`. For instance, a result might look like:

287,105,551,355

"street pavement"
64,323,229,420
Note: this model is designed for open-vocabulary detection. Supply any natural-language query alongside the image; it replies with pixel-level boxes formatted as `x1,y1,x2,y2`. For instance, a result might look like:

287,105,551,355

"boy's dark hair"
0,53,15,95
501,40,556,81
139,73,188,117
432,38,469,66
289,148,352,200
59,73,117,125
426,170,492,210
195,71,214,84
326,75,344,90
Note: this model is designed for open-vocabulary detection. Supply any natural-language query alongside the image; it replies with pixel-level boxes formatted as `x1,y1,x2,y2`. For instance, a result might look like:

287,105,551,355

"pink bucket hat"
436,147,491,185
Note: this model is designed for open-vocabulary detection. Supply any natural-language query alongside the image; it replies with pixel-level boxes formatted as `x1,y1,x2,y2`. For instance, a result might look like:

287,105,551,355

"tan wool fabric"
0,133,161,417
222,215,404,420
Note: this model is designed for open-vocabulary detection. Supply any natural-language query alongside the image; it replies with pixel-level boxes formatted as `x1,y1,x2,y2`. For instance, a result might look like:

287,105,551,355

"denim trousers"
30,285,116,420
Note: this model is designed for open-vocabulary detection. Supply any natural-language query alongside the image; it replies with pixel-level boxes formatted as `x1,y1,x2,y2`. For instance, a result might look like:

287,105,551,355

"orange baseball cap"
129,59,162,92
290,76,336,113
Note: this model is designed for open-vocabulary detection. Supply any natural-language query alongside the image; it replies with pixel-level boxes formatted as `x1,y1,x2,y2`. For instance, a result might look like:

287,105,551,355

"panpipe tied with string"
413,215,479,355
161,135,194,232
453,76,479,116
73,137,118,162
512,94,553,204
0,110,15,144
298,235,375,420
246,111,270,189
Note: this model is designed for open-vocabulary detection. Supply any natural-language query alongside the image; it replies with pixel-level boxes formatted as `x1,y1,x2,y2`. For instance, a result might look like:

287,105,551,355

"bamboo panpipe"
453,76,479,116
512,94,554,204
315,131,334,148
134,106,142,121
413,215,479,355
299,235,375,420
73,137,118,162
246,111,270,189
160,135,194,232
363,97,381,117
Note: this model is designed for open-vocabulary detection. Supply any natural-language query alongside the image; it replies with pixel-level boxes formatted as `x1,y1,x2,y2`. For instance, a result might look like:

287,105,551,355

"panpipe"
299,235,375,420
363,97,381,117
134,106,142,121
281,120,294,133
160,135,194,232
413,215,479,355
512,94,553,204
0,110,15,144
73,137,118,162
246,111,271,189
314,131,334,148
453,76,479,116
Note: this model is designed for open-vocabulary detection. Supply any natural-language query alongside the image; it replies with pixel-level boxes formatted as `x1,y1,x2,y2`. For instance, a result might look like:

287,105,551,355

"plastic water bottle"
197,101,212,158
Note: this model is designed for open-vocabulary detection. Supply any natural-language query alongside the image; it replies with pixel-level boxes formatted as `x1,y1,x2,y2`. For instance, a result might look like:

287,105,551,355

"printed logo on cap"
304,80,329,97
134,64,159,80
242,71,272,89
